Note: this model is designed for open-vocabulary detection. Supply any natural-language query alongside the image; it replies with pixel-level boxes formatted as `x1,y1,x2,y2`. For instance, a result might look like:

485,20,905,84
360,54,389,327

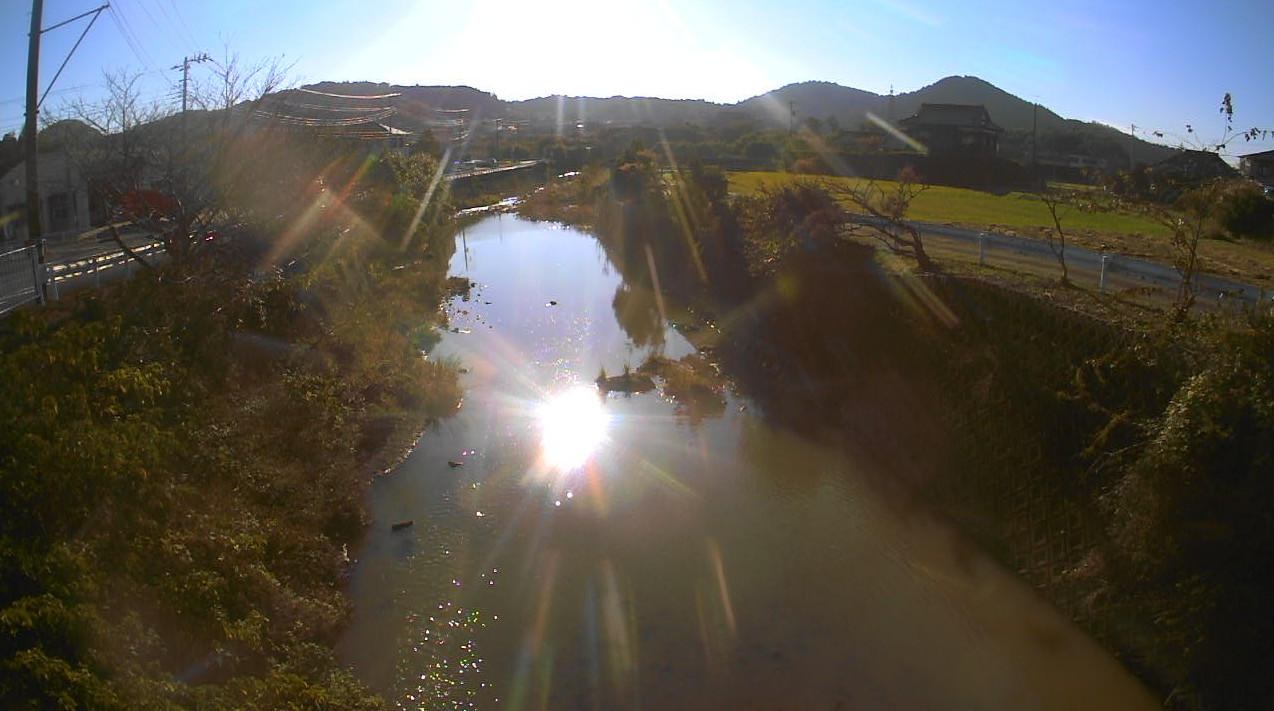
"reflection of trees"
611,282,665,349
638,354,726,429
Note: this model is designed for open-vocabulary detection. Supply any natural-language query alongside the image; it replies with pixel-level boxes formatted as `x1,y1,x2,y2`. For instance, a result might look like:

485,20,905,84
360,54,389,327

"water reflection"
339,215,1158,711
535,386,609,474
610,281,665,349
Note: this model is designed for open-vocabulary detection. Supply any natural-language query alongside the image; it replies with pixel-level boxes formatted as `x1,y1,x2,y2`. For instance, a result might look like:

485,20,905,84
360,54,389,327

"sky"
3,0,1272,158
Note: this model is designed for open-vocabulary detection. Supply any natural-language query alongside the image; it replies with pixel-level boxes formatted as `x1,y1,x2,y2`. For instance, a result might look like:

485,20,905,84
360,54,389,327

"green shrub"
1215,181,1274,240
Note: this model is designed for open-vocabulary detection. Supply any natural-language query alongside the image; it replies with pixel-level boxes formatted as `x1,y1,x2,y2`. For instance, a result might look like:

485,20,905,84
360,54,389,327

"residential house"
1239,149,1274,185
1149,149,1238,182
1,152,93,244
899,103,1002,157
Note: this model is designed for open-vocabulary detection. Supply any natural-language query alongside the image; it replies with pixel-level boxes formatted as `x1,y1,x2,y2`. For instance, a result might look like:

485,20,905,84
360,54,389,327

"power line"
250,108,397,126
296,87,403,100
278,102,397,113
107,3,158,73
38,5,109,109
166,0,198,50
150,0,193,53
126,0,176,54
0,84,97,105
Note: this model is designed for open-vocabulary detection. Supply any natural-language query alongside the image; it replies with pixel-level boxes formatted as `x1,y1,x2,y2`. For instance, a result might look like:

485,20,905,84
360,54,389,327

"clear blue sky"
3,0,1272,158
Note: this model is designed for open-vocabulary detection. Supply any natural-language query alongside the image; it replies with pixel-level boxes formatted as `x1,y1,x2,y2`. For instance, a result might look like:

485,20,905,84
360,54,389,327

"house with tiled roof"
1150,149,1237,182
899,103,1002,158
1239,149,1274,185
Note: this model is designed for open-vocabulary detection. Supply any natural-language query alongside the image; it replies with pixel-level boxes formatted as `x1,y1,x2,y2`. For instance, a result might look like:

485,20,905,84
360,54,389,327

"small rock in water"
546,300,558,306
448,460,464,468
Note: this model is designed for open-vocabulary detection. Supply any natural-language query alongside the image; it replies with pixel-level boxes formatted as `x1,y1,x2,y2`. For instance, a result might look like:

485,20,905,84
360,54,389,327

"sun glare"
537,386,608,473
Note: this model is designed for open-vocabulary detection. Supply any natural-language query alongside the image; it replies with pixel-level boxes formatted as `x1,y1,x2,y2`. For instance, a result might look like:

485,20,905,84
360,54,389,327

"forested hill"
295,75,1177,165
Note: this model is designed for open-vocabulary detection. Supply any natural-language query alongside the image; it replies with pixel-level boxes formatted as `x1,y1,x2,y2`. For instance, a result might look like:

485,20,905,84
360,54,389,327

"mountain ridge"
296,76,1180,166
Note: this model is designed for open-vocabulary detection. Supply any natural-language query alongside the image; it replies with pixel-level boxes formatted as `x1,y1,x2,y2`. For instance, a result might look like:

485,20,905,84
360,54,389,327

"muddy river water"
337,214,1156,711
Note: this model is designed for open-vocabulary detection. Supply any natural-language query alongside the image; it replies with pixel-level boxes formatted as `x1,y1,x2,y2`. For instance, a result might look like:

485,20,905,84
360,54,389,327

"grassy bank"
729,170,1170,235
728,171,1274,286
0,205,460,707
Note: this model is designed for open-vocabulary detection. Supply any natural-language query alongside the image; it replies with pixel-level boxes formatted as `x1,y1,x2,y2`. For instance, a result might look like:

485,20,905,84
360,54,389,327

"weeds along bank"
0,149,462,709
525,153,1273,711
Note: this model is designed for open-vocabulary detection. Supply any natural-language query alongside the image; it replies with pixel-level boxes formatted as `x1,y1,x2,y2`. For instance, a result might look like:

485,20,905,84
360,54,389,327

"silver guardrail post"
29,245,45,305
1099,254,1109,294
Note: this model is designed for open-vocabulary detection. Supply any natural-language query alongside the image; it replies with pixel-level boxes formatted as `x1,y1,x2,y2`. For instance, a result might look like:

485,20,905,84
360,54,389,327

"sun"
537,385,608,473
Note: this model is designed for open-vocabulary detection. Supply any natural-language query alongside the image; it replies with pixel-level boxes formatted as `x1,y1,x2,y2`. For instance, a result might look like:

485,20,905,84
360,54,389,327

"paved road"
857,217,1272,309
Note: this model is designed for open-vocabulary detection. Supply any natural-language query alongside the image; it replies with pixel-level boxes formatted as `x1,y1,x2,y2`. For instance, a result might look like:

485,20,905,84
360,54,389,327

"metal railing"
1,239,166,317
899,219,1271,304
0,245,44,316
962,228,1270,303
46,242,165,300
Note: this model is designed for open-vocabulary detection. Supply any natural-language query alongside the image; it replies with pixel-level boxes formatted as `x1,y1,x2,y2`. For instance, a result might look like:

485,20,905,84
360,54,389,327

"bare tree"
824,166,936,271
1160,181,1217,321
53,69,175,266
1115,179,1220,322
1037,188,1072,285
55,52,292,265
192,42,294,119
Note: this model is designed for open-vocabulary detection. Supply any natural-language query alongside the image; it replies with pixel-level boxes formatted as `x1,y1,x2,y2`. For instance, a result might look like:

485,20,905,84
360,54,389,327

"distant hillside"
893,76,1066,131
302,81,504,131
739,76,1176,166
504,95,723,127
288,77,1178,166
736,80,880,127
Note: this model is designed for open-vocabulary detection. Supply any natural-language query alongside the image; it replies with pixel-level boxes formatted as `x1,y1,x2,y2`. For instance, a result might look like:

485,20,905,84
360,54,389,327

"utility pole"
788,100,796,135
493,117,502,161
24,0,44,259
1031,102,1038,174
174,53,211,147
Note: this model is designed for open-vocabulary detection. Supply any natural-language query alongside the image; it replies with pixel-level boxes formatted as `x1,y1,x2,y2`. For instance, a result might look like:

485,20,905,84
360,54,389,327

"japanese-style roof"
1151,149,1237,179
899,103,1002,132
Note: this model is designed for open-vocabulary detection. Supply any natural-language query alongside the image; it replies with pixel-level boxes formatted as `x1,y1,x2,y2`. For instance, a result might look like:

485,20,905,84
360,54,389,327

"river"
337,213,1156,711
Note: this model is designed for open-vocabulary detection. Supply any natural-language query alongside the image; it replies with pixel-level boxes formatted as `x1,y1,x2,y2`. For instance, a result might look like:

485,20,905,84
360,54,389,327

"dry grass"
729,171,1274,286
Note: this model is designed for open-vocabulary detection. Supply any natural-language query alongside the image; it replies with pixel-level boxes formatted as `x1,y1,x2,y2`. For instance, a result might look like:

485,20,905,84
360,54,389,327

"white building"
1,152,93,244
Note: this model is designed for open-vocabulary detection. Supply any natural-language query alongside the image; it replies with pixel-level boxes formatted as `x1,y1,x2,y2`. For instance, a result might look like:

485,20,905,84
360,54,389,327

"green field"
727,171,1172,237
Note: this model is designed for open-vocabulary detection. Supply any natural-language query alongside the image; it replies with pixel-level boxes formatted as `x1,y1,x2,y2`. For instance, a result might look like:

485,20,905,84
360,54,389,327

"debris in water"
546,300,558,306
475,511,485,517
391,520,414,531
448,460,464,468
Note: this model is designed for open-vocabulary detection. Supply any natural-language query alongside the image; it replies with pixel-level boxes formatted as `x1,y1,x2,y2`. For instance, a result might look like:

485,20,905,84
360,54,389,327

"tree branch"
109,224,155,270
